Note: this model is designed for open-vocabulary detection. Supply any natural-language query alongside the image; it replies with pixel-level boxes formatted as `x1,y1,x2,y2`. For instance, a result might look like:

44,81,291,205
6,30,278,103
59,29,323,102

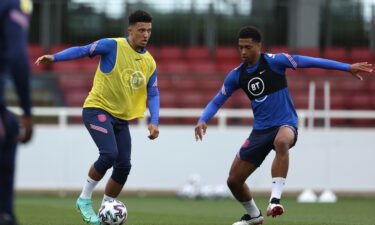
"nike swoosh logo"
259,70,266,74
135,58,142,61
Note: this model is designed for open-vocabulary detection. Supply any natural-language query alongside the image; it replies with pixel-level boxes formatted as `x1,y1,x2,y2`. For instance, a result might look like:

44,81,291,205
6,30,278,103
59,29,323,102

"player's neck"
247,54,261,67
127,37,143,53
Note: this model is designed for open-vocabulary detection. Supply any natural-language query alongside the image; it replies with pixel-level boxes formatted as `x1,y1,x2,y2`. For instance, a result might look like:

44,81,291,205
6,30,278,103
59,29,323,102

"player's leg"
77,108,118,224
230,128,277,225
102,120,131,204
228,157,265,225
0,111,20,225
267,125,297,217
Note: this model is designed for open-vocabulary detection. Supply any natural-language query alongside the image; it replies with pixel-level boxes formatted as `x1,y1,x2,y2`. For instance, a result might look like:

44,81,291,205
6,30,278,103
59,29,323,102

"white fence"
9,107,375,130
16,125,375,192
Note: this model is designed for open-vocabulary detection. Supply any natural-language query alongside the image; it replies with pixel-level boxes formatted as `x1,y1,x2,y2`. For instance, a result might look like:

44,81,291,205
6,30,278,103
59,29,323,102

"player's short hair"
238,26,262,43
128,10,152,25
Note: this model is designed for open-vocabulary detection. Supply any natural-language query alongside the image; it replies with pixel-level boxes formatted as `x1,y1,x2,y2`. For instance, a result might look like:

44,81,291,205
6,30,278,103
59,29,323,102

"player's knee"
94,152,118,174
274,137,291,152
227,176,241,189
111,166,131,185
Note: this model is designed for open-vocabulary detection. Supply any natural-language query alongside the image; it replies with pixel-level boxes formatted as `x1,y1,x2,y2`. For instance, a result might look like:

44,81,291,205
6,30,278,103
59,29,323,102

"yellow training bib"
84,38,156,120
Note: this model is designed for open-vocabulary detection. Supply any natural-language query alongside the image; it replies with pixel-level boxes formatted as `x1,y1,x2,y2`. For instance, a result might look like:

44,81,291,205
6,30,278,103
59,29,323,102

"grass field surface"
16,194,375,225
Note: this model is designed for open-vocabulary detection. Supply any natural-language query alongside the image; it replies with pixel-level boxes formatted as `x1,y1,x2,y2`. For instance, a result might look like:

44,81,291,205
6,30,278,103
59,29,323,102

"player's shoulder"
263,52,286,60
232,63,244,73
146,52,156,69
95,38,117,50
224,63,242,81
263,52,292,63
106,37,123,45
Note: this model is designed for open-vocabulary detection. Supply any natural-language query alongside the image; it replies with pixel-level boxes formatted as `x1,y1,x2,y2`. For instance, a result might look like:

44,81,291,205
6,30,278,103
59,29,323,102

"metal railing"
8,106,375,130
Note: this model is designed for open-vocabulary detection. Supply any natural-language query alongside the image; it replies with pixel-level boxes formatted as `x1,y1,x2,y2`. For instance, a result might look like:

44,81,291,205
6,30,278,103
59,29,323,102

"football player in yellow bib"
36,10,159,224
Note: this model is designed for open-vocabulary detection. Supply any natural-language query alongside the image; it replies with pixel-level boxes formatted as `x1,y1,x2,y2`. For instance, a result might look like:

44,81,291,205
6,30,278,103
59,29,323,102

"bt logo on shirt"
247,77,265,96
129,71,146,90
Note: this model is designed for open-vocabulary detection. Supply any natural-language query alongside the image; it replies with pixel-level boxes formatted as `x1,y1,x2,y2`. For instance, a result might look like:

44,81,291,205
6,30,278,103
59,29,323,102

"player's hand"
349,62,373,81
148,124,159,140
35,55,55,65
17,116,33,143
195,122,207,141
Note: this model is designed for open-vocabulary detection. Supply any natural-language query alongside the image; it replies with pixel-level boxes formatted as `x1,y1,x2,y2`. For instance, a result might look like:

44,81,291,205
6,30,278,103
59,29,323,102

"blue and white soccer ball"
98,199,128,225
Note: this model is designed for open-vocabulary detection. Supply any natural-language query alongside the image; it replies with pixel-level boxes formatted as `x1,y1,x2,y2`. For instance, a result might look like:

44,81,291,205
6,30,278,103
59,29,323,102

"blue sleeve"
53,38,116,62
2,1,32,116
268,53,350,72
147,69,159,125
293,55,350,71
198,70,239,123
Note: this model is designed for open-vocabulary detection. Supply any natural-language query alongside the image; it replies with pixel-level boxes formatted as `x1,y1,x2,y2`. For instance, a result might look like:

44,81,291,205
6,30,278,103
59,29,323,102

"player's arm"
147,69,160,140
195,71,239,141
274,53,373,80
35,39,116,64
4,2,33,143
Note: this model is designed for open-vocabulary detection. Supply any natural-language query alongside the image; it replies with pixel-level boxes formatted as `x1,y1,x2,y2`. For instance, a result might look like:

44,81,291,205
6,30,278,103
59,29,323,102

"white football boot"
232,213,264,225
266,203,284,217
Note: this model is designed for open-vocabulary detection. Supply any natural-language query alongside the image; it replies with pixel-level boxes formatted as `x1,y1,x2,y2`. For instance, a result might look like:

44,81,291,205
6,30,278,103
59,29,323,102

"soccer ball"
98,199,128,225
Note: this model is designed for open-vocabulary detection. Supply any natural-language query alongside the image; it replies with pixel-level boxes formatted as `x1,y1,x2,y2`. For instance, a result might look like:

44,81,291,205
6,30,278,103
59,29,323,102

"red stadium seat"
215,46,238,60
157,78,174,91
266,45,291,54
215,46,241,73
51,61,81,74
49,45,72,54
177,90,215,108
349,47,375,63
227,92,251,108
157,60,189,74
297,48,320,58
288,79,309,91
346,94,374,110
62,89,88,107
198,79,223,91
216,60,241,73
322,47,348,62
57,76,93,91
329,95,346,109
145,46,158,58
159,90,178,108
80,58,99,74
157,45,184,61
297,68,328,76
28,44,46,74
189,60,217,74
330,79,365,92
365,80,375,92
185,46,211,63
291,93,309,109
171,78,199,90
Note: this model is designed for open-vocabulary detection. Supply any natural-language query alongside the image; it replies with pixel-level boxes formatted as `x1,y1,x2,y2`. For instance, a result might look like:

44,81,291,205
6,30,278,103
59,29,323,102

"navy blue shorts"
237,125,298,167
82,108,131,172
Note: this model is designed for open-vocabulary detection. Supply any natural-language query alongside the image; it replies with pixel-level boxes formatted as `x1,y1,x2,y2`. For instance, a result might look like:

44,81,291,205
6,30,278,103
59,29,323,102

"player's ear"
127,26,133,35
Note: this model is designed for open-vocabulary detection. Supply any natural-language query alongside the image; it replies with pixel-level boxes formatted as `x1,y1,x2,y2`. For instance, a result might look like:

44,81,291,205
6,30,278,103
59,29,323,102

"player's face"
128,22,152,49
238,38,261,65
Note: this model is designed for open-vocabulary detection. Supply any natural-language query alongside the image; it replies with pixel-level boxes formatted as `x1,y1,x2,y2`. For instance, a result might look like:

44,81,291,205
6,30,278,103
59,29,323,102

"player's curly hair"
128,10,152,25
238,26,262,43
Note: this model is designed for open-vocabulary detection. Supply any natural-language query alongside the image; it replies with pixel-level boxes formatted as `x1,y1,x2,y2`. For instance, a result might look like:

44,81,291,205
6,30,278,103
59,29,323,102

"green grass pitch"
16,194,375,225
